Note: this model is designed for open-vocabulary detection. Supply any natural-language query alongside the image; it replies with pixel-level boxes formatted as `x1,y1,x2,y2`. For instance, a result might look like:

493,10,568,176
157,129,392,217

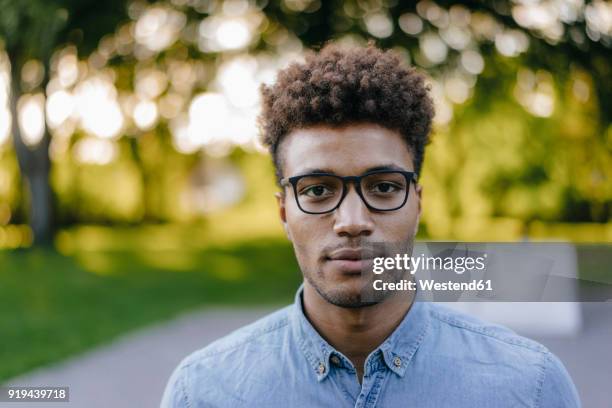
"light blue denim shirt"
162,286,580,407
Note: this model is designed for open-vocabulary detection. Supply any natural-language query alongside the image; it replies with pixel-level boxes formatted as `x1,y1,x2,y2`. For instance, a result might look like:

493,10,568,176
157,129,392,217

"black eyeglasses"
280,170,417,214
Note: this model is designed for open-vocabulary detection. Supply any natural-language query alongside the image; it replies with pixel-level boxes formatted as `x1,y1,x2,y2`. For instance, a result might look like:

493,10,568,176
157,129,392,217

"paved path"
530,303,612,408
4,303,611,408
3,308,274,408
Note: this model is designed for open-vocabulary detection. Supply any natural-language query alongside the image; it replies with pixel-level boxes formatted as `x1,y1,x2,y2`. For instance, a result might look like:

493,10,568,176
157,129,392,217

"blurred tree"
265,0,611,123
1,0,610,243
261,0,610,225
0,0,128,244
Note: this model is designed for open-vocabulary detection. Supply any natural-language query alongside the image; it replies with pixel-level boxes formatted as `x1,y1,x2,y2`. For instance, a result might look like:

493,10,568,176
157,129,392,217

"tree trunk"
9,60,54,246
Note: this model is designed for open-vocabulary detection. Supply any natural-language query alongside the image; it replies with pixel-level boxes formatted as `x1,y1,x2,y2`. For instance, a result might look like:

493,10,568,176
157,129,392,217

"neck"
302,282,414,379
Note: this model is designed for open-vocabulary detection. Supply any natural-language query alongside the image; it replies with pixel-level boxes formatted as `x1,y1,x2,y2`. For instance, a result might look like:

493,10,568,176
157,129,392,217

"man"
162,43,580,407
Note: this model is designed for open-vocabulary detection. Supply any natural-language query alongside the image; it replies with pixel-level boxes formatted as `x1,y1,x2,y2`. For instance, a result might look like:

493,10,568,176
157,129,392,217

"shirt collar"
289,284,430,381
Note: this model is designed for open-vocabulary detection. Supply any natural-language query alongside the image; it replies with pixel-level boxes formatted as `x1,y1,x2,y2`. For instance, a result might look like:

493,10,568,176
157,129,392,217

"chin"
309,278,384,309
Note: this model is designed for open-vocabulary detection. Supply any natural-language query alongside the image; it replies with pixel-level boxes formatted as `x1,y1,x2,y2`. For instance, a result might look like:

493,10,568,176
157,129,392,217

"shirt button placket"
355,370,385,408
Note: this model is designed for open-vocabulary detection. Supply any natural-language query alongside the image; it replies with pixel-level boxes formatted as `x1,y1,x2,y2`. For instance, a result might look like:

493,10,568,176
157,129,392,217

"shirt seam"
534,351,550,408
179,366,193,408
404,316,429,367
388,315,429,376
181,316,291,368
297,334,320,377
429,309,548,354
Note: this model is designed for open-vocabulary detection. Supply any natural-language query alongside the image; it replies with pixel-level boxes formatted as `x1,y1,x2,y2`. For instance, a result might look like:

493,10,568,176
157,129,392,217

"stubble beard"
302,238,415,309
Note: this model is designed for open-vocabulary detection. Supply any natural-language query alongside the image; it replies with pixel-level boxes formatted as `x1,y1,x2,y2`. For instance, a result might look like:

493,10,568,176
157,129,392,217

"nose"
332,184,374,237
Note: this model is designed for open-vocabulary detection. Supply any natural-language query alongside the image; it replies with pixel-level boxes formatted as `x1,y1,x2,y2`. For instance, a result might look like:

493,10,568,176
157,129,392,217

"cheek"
286,200,330,237
286,212,338,271
285,203,304,238
285,206,325,253
377,200,419,240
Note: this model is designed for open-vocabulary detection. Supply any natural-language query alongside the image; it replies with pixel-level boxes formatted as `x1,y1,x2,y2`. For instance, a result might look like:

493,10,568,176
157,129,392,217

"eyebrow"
296,164,409,176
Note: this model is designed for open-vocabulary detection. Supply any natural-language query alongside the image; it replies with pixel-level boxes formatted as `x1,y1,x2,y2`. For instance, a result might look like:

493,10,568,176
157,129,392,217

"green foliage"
0,145,22,224
0,0,68,63
0,0,128,61
0,0,609,234
416,47,611,229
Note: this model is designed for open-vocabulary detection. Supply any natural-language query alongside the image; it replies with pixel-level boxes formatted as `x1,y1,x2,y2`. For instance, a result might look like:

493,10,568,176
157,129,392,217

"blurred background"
0,0,610,405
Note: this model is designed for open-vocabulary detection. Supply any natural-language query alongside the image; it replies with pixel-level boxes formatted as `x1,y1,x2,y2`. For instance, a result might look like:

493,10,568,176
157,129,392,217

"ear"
275,192,292,241
413,183,423,237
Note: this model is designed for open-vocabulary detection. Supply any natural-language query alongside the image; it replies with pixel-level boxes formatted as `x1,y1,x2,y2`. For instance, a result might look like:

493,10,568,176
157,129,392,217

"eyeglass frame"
280,169,418,214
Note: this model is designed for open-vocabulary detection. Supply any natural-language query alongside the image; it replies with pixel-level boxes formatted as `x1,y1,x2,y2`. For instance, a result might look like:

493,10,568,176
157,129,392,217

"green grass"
0,236,301,382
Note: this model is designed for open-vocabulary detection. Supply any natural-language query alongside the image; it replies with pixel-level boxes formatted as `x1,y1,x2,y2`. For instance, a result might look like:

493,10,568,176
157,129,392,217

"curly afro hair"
259,42,435,184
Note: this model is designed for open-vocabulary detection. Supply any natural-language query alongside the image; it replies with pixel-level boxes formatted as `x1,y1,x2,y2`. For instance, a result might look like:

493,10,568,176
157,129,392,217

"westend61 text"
373,279,493,292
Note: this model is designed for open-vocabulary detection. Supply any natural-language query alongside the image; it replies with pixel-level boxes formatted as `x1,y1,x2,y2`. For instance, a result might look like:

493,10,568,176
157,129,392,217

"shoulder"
180,305,292,366
161,306,294,407
422,303,580,407
426,303,548,353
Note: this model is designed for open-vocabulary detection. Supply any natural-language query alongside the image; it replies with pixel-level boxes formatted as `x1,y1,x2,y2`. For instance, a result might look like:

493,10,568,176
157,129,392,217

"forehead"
279,123,414,176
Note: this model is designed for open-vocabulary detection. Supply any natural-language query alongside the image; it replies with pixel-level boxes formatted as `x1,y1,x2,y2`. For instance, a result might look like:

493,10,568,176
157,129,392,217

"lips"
325,248,376,274
328,248,373,261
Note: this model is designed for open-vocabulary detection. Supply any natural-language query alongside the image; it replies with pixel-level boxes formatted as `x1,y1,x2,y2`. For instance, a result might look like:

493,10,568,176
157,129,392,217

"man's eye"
371,182,401,193
302,185,334,197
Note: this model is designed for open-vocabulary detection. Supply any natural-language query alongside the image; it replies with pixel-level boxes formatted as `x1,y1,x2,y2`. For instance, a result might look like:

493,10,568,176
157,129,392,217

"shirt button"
330,355,341,366
318,362,326,374
393,356,402,368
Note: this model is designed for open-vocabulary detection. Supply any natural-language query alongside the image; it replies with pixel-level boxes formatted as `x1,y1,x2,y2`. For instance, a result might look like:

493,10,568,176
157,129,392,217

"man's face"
277,123,422,308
